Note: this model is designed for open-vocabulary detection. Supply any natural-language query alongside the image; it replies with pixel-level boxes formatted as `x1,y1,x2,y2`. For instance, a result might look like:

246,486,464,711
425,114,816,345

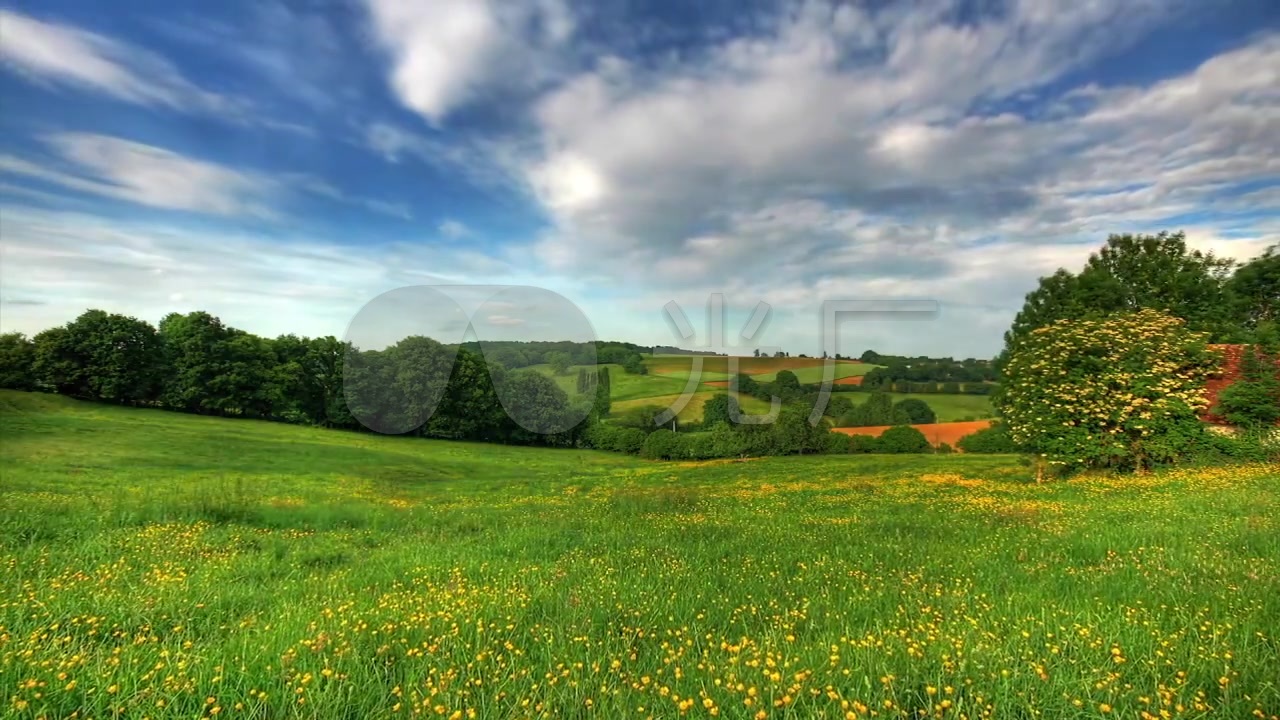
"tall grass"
1,391,1277,719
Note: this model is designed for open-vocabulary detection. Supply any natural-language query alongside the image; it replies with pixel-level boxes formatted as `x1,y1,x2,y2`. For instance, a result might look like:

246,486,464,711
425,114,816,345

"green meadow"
844,392,997,422
2,390,1278,719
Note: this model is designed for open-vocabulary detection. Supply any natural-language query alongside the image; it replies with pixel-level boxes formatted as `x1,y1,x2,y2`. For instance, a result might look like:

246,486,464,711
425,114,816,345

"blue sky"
1,0,1276,358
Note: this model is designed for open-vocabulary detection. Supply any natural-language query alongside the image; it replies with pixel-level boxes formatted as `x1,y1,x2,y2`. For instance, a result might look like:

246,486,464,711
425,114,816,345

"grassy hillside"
2,390,1278,719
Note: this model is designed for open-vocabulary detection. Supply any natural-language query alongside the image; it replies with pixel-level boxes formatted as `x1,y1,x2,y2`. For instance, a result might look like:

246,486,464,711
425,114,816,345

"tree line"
0,310,618,447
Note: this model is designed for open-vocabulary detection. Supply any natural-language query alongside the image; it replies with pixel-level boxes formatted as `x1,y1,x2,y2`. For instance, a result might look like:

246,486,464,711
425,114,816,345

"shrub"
996,309,1216,472
824,433,851,454
1213,345,1280,429
1186,428,1280,465
640,429,681,460
894,398,936,424
847,435,878,453
825,395,854,419
839,391,909,427
677,432,715,460
613,405,668,433
935,442,954,454
875,426,930,454
584,424,646,454
708,422,749,458
957,423,1020,454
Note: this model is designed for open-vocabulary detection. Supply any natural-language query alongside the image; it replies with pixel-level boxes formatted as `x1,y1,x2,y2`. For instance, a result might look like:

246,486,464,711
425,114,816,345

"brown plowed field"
833,420,993,448
832,375,864,385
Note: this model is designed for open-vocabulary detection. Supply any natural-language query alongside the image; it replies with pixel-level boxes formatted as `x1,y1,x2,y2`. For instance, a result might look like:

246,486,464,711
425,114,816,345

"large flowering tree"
996,309,1216,473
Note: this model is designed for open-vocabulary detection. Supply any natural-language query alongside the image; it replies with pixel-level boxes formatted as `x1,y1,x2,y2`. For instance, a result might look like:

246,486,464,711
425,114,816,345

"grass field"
844,392,996,422
2,390,1279,719
528,363,693,401
610,390,778,423
528,359,883,416
644,356,878,383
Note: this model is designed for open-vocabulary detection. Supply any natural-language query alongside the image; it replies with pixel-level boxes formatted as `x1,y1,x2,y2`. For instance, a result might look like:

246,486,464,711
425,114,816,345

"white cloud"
361,0,576,125
363,122,524,193
508,4,1277,357
0,9,241,115
0,133,423,221
0,133,275,217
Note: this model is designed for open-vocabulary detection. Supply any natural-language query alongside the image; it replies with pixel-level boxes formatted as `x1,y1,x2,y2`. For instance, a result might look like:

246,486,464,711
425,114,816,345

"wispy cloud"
0,133,276,217
0,133,424,222
285,175,413,220
438,219,471,239
0,9,242,114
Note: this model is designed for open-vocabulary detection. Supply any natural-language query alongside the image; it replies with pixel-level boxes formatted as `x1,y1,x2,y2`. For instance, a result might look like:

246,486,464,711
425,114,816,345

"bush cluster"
996,309,1217,472
956,423,1020,454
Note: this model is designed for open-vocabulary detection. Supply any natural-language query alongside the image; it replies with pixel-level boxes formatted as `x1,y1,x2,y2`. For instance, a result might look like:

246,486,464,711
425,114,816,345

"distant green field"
2,390,1278,719
610,390,776,423
644,355,878,380
529,359,881,405
845,392,996,421
752,362,877,383
527,362,692,401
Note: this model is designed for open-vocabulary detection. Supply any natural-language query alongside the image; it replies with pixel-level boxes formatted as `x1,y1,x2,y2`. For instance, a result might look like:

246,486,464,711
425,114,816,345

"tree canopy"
1002,232,1237,362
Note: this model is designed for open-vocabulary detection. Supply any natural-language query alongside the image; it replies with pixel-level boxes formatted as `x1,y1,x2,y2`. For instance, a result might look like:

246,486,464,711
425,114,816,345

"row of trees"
835,393,937,427
447,340,651,375
859,359,999,386
857,377,995,395
1,308,953,460
0,310,610,447
585,402,937,460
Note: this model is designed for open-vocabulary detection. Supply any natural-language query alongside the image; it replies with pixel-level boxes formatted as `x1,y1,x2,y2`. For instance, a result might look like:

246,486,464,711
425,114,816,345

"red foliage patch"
1201,344,1280,426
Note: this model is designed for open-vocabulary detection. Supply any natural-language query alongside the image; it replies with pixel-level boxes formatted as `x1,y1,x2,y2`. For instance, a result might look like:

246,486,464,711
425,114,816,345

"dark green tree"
772,370,802,400
894,398,936,424
1213,341,1280,429
957,423,1020,453
547,351,572,376
701,392,732,425
33,310,163,404
622,354,648,375
875,425,931,453
594,366,612,417
1225,245,1279,335
1003,231,1236,362
0,332,36,390
159,311,234,414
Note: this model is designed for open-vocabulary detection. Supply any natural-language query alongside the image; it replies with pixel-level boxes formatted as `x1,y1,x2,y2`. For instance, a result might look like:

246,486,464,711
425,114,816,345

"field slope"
1,390,1278,719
